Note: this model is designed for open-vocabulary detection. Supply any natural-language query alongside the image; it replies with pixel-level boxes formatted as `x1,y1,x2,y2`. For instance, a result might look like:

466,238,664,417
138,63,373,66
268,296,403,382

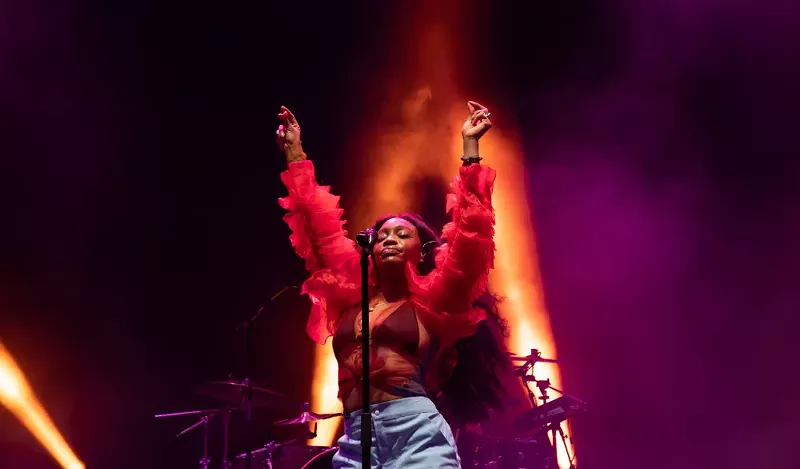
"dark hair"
373,213,512,424
373,213,441,274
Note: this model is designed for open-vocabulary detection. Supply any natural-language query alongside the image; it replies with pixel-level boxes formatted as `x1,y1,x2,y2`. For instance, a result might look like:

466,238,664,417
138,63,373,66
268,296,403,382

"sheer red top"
279,159,496,398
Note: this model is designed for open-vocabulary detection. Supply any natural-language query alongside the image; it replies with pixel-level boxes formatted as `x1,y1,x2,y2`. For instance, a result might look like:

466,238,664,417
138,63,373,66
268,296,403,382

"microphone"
356,228,375,250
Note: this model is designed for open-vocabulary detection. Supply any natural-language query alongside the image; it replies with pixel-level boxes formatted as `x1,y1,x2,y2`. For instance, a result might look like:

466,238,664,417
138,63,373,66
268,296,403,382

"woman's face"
372,217,422,270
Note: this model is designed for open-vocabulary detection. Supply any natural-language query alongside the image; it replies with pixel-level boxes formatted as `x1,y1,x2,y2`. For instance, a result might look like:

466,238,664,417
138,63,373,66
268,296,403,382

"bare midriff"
334,301,431,413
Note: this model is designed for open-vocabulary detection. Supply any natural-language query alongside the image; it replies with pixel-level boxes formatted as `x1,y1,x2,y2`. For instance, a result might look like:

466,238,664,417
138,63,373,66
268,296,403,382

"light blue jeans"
332,396,461,468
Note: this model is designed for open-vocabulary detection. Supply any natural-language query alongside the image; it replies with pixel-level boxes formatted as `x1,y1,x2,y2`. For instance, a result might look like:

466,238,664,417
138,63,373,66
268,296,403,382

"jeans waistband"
342,396,437,423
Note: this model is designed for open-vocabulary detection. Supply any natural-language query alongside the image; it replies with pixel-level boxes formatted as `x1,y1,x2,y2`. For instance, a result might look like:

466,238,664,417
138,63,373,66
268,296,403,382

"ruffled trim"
280,161,496,348
302,267,360,344
279,160,360,344
409,164,496,345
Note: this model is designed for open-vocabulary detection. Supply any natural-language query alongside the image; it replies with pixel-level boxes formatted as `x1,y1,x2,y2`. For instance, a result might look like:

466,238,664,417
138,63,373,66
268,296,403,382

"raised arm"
275,106,360,343
416,101,496,317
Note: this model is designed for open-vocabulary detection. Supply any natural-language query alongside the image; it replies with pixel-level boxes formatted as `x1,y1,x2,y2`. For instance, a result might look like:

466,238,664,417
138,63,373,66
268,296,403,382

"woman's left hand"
461,100,493,140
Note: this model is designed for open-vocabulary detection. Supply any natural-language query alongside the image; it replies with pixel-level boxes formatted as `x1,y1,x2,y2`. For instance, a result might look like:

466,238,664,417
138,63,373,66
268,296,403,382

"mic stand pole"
355,230,373,467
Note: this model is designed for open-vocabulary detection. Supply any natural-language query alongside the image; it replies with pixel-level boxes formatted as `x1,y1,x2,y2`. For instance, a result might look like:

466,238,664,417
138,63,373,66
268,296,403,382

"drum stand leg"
262,441,277,469
221,408,231,469
171,410,218,469
199,416,211,469
548,423,575,469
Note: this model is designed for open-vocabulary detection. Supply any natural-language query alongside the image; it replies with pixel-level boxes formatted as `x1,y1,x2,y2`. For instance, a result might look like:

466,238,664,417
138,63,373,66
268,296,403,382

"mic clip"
356,228,375,249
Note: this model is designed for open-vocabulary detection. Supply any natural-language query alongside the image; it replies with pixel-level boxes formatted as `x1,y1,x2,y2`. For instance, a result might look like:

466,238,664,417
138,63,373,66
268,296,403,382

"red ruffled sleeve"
278,160,360,344
410,163,497,345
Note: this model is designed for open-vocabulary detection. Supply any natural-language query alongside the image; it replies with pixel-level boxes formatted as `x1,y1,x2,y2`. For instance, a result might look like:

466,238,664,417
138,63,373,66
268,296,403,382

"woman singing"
276,101,509,468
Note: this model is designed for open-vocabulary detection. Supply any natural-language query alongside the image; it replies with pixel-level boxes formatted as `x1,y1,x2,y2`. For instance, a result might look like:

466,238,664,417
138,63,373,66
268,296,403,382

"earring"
422,241,438,262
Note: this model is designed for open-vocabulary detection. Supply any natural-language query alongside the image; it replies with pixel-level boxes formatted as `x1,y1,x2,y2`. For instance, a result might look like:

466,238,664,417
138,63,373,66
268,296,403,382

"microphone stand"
355,229,374,468
236,285,295,469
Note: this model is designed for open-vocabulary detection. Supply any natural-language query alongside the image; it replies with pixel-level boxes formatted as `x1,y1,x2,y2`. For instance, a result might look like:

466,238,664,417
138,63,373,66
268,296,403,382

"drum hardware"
458,435,554,469
513,395,586,432
508,350,558,364
194,415,213,469
509,349,558,406
231,400,337,468
272,401,342,426
511,349,586,469
194,379,294,409
154,408,229,469
192,379,298,468
235,418,320,469
236,285,297,469
298,446,338,469
232,400,337,468
155,286,299,469
155,408,226,419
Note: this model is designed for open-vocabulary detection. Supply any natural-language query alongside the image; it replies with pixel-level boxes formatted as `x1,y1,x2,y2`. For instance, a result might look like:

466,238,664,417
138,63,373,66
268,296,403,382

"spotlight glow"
309,8,576,466
309,342,342,446
0,342,85,469
460,121,576,468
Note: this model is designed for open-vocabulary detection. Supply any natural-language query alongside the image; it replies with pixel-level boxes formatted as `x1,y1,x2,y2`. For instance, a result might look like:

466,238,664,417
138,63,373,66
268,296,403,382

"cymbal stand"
201,416,212,469
173,412,216,469
221,407,231,469
235,423,318,469
235,285,295,469
513,348,544,406
513,351,584,469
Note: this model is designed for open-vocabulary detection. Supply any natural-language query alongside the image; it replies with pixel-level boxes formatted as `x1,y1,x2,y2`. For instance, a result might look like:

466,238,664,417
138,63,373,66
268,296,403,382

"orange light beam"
464,123,576,468
311,6,576,465
309,341,342,446
0,342,85,469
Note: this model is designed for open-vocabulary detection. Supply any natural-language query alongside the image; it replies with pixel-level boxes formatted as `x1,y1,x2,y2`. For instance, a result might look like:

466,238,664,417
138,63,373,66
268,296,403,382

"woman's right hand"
276,106,306,162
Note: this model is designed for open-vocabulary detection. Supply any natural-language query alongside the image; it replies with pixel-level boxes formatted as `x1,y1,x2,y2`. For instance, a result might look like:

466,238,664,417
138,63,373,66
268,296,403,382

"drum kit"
154,379,342,469
155,349,586,469
155,288,586,468
456,349,587,469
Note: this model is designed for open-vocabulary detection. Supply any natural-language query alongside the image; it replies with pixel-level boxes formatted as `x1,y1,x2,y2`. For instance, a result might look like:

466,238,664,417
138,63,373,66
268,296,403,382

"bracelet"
460,155,483,166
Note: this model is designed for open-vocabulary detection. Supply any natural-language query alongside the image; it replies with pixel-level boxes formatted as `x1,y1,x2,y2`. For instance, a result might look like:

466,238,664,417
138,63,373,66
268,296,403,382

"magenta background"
2,1,799,468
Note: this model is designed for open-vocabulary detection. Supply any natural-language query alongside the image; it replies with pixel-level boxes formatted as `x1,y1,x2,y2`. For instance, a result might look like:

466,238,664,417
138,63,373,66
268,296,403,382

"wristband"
460,155,483,166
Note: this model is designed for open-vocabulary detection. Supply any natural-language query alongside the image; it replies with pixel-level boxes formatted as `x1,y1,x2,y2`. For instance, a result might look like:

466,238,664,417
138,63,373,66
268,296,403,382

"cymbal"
507,352,558,364
154,408,223,419
194,380,291,409
273,410,342,426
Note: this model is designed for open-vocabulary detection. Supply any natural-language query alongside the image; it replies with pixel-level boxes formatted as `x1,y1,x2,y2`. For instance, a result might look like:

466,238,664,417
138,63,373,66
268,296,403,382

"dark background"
2,1,798,468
